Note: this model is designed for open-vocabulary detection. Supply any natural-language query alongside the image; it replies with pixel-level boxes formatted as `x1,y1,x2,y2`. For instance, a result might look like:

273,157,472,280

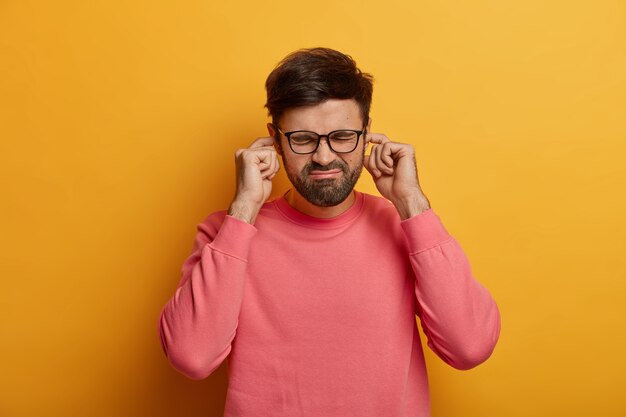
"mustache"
303,161,348,175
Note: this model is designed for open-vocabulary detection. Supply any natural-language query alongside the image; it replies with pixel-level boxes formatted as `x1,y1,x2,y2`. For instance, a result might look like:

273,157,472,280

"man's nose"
311,137,336,166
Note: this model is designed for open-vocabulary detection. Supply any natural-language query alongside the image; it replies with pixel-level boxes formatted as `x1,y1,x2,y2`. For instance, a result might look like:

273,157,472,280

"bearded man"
158,47,501,417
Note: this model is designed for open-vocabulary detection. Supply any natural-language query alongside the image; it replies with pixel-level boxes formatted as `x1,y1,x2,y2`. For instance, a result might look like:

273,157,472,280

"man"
158,47,500,417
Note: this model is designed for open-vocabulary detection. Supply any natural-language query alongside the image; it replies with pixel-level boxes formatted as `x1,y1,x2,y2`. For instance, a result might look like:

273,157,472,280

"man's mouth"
308,169,343,179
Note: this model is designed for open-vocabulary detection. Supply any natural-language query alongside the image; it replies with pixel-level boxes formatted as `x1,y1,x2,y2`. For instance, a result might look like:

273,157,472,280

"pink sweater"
158,191,500,416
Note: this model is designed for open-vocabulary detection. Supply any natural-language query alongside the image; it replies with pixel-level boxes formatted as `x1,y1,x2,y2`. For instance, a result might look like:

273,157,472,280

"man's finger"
367,133,390,145
381,143,395,168
261,153,279,178
368,143,390,175
254,148,278,167
250,136,276,149
364,154,381,178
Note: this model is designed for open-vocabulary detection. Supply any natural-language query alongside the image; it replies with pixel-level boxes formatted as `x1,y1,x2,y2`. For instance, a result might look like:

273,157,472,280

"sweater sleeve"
158,214,257,380
401,209,501,370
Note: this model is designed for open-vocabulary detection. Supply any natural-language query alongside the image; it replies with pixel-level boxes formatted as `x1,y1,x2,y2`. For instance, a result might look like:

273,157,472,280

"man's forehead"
279,99,363,131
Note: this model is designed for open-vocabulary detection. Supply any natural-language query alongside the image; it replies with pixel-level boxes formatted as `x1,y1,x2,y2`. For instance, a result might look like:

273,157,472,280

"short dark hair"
264,47,374,126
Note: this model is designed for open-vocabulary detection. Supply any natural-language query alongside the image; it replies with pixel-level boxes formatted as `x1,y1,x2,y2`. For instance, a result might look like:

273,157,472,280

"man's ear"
267,122,283,156
365,117,372,144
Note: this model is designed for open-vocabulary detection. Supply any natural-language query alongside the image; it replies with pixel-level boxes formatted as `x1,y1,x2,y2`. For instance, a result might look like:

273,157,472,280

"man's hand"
364,133,431,220
228,136,280,224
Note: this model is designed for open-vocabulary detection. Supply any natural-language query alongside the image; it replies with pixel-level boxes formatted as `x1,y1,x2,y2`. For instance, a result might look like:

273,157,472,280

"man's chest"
236,230,416,343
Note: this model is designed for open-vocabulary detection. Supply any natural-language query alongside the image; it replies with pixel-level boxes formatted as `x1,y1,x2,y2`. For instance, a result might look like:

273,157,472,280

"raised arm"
402,209,501,370
364,132,500,369
158,215,256,379
158,135,279,379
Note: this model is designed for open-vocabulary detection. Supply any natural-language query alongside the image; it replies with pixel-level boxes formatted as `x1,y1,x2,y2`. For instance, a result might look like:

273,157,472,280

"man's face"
271,99,369,207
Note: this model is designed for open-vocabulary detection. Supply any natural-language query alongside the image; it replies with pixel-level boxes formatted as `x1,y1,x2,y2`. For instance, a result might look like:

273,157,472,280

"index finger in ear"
250,136,276,149
367,133,390,144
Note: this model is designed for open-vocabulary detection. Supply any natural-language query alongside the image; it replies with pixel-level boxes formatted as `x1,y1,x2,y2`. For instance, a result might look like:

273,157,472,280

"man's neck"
285,189,356,219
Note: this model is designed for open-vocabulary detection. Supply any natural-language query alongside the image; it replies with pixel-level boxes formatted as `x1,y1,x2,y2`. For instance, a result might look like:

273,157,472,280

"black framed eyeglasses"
276,126,366,155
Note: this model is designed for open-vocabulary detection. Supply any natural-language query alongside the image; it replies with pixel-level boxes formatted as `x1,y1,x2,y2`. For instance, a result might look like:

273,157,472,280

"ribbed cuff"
208,215,258,261
400,208,452,254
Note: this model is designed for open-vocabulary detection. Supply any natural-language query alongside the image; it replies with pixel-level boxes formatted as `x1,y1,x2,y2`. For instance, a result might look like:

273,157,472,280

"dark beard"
285,158,363,207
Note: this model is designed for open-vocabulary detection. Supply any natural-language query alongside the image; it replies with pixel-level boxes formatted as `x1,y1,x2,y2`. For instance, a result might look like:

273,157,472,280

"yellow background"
1,0,625,416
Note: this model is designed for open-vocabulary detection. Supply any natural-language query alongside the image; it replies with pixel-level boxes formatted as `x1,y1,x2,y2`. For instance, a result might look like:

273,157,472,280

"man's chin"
310,178,339,185
288,168,362,207
301,185,354,207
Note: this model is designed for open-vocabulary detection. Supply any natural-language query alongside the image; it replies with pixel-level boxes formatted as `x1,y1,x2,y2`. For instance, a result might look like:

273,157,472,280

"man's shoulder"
197,199,282,235
359,191,397,215
196,209,229,238
360,191,392,206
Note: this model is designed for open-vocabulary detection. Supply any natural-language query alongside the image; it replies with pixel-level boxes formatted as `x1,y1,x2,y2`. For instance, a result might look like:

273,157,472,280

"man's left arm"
402,209,501,369
365,133,501,370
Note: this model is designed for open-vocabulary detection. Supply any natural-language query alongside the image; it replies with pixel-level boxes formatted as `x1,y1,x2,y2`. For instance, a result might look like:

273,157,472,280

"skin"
228,99,431,224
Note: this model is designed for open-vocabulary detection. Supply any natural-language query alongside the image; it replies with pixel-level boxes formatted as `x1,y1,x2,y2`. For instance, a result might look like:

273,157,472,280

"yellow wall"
1,1,625,416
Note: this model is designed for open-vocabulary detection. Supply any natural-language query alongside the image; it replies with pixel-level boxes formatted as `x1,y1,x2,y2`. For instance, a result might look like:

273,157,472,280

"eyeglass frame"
274,125,367,155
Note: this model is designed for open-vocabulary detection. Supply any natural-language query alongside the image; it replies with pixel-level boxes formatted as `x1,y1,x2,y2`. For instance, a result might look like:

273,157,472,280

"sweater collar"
273,190,364,229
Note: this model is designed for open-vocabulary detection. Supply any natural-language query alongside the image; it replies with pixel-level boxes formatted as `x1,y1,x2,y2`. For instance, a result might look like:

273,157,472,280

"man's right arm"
158,136,279,379
157,213,257,380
